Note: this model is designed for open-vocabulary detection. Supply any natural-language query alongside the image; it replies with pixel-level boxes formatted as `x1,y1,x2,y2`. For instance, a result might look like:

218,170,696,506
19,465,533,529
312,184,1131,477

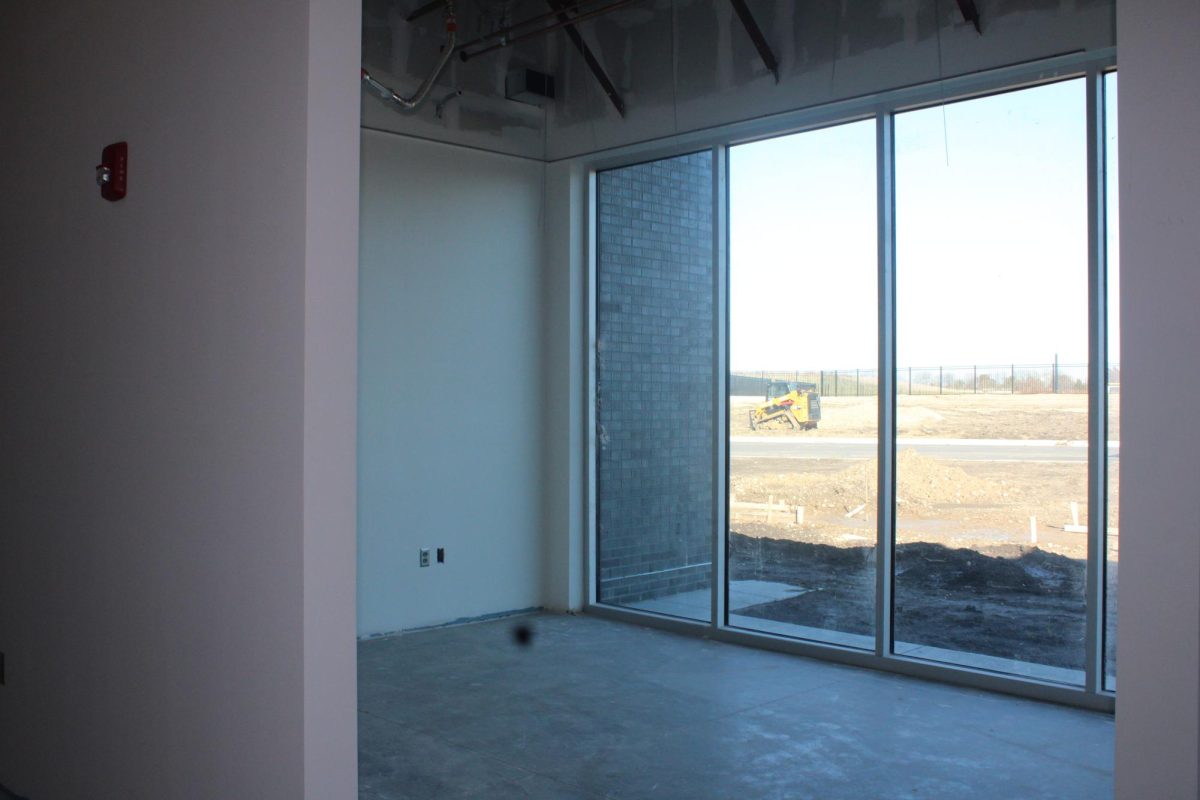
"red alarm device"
96,142,128,201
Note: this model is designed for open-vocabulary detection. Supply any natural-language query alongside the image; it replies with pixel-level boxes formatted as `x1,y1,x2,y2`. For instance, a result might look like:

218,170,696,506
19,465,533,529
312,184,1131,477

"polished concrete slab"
358,612,1113,799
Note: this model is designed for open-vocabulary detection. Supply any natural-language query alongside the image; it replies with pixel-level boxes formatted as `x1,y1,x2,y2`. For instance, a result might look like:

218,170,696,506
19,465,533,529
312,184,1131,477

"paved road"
730,436,1119,463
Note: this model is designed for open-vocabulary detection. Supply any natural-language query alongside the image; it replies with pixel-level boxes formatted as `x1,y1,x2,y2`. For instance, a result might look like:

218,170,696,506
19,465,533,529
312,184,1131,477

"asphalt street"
729,437,1120,463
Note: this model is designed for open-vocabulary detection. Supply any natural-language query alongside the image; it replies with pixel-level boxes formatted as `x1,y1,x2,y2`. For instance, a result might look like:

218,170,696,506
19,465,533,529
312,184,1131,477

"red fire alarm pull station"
96,142,128,201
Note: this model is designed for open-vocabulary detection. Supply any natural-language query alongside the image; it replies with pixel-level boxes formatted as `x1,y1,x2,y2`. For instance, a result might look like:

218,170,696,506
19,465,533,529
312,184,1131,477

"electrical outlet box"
436,547,445,563
419,548,431,568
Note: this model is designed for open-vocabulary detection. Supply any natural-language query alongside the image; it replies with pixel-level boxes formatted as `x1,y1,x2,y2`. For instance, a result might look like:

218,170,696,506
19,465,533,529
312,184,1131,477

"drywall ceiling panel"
362,0,549,159
546,0,1114,161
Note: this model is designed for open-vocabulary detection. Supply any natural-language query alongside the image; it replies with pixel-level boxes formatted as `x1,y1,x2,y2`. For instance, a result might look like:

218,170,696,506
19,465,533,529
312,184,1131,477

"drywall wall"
546,0,1115,160
1112,0,1200,796
540,161,589,612
303,0,362,796
0,1,359,797
357,130,546,635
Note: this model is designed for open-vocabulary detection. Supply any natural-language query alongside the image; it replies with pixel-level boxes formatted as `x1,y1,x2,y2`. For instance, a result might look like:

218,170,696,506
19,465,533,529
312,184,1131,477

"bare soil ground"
731,393,1119,442
730,531,1096,671
731,451,1117,560
727,393,1119,672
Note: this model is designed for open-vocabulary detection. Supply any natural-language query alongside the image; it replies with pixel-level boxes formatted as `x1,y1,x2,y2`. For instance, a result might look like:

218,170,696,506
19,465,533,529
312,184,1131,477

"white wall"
357,131,546,635
0,1,359,797
1113,0,1200,796
303,0,363,795
540,161,589,612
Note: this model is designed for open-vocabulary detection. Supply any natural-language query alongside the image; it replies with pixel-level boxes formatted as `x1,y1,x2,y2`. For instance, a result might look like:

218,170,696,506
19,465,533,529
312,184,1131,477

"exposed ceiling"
360,0,1116,161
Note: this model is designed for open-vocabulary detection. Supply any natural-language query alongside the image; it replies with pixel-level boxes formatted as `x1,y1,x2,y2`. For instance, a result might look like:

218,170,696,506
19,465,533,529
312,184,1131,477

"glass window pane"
727,120,877,648
1104,71,1120,690
894,80,1089,683
595,152,714,621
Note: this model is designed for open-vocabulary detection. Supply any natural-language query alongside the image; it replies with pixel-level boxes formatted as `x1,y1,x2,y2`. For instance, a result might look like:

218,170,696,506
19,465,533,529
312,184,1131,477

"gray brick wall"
595,152,714,608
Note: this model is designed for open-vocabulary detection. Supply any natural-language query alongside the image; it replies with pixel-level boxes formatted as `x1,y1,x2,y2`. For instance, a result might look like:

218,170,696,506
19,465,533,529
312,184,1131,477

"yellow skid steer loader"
749,381,821,431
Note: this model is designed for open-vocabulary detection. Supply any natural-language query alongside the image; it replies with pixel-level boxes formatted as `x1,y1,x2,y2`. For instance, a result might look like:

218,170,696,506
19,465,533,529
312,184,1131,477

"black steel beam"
547,0,626,117
456,0,607,53
728,0,779,83
406,0,444,23
956,0,982,34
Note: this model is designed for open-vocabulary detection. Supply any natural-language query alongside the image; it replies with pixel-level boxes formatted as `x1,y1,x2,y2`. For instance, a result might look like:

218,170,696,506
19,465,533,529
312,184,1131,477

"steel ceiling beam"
455,0,614,53
728,0,779,83
956,0,982,34
546,0,626,117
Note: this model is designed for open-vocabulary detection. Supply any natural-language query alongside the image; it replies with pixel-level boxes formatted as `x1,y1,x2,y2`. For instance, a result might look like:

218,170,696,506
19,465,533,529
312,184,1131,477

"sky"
728,75,1119,373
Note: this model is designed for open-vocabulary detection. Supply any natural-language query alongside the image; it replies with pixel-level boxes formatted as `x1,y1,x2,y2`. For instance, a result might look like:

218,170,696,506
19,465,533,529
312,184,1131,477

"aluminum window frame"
582,48,1118,712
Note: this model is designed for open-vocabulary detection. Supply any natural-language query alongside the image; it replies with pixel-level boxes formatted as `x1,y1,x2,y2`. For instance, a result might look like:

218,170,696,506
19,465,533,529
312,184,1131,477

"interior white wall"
303,0,362,795
0,1,359,798
1113,0,1200,796
357,131,546,635
540,161,589,612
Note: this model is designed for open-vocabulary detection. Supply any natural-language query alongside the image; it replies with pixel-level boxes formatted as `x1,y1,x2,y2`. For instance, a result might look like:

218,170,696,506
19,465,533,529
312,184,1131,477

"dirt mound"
729,531,1090,669
894,449,997,512
895,541,1083,598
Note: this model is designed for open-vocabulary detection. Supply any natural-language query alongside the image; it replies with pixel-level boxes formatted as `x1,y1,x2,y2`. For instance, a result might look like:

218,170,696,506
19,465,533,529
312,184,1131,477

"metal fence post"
1011,364,1015,394
939,366,943,395
973,365,978,394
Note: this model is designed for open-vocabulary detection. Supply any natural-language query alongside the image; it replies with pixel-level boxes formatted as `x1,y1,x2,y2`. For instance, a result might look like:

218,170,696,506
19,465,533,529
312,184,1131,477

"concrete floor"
358,612,1113,799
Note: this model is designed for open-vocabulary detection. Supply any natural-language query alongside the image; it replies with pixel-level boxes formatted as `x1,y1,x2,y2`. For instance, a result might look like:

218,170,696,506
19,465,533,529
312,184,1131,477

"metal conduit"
361,0,457,111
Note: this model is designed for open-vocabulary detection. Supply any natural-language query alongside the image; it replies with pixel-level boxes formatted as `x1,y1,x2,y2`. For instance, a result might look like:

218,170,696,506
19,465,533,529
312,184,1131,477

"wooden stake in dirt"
795,506,805,525
845,503,866,519
1030,515,1038,545
1064,501,1088,533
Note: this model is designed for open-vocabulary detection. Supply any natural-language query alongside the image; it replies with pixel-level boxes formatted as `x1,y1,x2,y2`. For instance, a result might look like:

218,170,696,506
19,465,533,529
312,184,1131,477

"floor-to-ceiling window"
595,152,715,621
590,58,1117,707
727,120,877,649
892,79,1089,683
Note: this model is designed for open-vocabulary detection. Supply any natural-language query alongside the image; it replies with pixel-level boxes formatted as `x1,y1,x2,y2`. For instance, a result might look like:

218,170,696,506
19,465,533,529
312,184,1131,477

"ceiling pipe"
362,0,457,111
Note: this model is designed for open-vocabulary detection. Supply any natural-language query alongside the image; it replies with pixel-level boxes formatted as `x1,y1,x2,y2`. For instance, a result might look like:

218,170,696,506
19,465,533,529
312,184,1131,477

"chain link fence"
732,363,1120,398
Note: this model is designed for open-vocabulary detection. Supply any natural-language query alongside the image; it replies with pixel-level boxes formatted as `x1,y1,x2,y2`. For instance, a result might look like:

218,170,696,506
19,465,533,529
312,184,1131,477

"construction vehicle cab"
749,381,821,431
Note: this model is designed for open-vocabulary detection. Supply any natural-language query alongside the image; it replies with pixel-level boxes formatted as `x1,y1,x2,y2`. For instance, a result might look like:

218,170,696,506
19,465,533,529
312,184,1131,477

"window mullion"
1084,68,1109,695
713,144,729,629
876,111,897,659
